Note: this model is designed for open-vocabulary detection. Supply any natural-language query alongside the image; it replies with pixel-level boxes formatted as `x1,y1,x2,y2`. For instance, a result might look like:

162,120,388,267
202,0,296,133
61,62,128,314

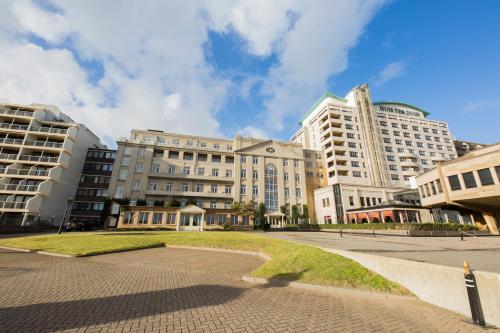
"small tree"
256,203,266,229
301,204,309,222
291,205,299,224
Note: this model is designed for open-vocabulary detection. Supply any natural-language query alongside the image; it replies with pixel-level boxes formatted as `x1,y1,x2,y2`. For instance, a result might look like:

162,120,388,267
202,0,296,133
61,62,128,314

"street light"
57,197,74,234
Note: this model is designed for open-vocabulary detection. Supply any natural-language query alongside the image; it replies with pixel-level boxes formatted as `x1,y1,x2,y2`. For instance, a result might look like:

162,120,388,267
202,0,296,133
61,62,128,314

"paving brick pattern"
0,247,494,333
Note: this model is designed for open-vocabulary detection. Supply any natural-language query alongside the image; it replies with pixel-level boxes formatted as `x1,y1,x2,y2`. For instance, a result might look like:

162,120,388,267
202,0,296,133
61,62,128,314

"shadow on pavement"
0,284,245,332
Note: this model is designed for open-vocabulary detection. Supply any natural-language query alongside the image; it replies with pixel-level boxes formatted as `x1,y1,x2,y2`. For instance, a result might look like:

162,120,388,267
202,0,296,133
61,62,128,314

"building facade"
69,148,116,228
416,143,500,234
108,130,321,221
0,103,105,226
292,84,457,224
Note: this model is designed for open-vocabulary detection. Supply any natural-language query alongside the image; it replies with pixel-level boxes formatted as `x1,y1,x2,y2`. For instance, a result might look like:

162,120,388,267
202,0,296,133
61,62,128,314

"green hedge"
284,222,478,231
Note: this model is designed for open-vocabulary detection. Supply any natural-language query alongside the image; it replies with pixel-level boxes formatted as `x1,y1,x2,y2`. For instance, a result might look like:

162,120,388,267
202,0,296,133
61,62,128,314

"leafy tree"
301,204,309,219
280,205,287,215
291,204,299,224
255,203,266,229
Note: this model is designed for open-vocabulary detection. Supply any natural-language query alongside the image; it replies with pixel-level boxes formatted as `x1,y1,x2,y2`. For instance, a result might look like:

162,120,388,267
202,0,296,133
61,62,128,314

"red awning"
358,213,368,219
368,211,380,219
348,213,357,220
382,211,395,218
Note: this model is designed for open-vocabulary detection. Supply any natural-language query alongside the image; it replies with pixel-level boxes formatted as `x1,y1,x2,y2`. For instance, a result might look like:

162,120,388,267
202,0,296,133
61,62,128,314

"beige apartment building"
108,129,323,223
416,143,500,234
292,84,457,224
0,103,104,226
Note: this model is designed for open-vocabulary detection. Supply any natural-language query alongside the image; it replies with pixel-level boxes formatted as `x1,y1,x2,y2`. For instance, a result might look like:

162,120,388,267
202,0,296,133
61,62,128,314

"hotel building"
0,103,105,226
416,143,500,234
109,129,324,226
292,84,457,223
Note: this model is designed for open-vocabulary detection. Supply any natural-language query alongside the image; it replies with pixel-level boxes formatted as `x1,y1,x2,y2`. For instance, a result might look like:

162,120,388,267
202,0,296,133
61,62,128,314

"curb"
241,275,415,300
36,251,76,258
165,245,271,261
0,245,34,253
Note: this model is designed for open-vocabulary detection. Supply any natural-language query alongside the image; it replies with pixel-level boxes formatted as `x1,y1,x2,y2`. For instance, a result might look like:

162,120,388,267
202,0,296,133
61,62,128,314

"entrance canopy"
177,205,206,214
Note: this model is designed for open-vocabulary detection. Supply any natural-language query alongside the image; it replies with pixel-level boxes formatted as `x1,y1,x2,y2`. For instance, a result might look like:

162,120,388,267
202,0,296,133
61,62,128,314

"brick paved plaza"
0,247,494,333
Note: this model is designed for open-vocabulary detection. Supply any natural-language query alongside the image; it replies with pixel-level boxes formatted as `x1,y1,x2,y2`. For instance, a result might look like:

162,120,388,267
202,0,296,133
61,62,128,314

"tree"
291,205,299,224
301,204,309,220
256,203,266,229
280,205,287,215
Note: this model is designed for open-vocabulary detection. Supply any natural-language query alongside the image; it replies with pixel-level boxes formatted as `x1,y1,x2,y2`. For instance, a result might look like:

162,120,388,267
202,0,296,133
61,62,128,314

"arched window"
265,163,278,211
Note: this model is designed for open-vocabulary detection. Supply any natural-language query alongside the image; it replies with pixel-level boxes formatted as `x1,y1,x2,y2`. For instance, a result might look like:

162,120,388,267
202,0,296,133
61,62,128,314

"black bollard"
372,228,375,237
463,261,485,326
340,228,343,237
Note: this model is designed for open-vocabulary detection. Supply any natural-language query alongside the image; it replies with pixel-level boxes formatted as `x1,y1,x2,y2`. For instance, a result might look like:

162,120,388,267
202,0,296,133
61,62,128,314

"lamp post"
57,197,74,234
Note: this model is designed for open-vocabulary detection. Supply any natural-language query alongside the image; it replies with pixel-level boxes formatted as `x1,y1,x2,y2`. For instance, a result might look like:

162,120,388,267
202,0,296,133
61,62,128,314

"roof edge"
373,101,430,117
299,92,348,125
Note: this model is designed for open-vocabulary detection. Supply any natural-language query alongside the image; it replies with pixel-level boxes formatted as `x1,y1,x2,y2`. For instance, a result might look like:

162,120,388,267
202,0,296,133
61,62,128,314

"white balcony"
23,140,64,149
0,138,24,146
18,155,59,163
0,184,39,192
0,123,29,131
0,153,18,161
0,168,50,177
0,108,34,118
0,201,27,210
29,126,68,135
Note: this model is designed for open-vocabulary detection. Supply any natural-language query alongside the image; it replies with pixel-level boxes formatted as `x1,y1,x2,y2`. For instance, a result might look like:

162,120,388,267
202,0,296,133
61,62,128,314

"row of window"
76,188,108,197
123,211,250,226
385,144,452,152
83,163,114,172
80,175,111,184
379,122,449,135
86,150,116,159
132,137,234,151
381,130,451,143
72,201,105,211
448,166,500,191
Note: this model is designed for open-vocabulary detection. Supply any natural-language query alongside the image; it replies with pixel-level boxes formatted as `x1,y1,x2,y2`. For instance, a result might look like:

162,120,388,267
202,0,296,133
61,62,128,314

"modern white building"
0,103,105,226
292,84,457,223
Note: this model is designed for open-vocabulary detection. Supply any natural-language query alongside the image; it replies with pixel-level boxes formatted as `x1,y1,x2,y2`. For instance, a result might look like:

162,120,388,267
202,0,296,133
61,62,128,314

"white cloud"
374,61,406,86
463,99,500,113
0,0,388,145
236,125,270,139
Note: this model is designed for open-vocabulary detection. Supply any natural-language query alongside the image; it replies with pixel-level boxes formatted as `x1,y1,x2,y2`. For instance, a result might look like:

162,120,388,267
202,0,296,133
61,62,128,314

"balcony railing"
0,201,27,209
0,123,29,131
29,126,68,135
0,138,24,145
0,108,34,117
24,140,63,148
18,155,59,163
0,153,18,160
0,168,49,176
0,184,39,192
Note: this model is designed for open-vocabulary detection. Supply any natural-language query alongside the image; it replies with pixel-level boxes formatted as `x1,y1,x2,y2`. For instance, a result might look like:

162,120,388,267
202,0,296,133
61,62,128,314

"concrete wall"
324,248,500,327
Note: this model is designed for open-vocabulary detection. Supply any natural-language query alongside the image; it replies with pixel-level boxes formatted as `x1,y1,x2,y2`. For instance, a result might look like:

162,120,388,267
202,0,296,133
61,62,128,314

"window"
295,174,300,182
180,214,190,226
391,174,399,181
225,185,232,194
200,142,207,148
392,123,398,128
148,164,159,173
197,167,204,175
284,172,289,181
448,175,462,191
165,182,173,192
114,186,124,199
380,121,387,126
284,187,290,197
213,143,220,149
389,164,397,171
218,214,226,225
295,188,301,198
240,184,246,195
462,172,477,188
381,129,389,135
138,212,149,224
181,183,189,192
495,166,500,182
360,197,365,206
226,145,232,151
393,131,400,136
265,164,279,211
138,147,145,157
123,147,132,156
348,142,356,148
172,139,179,145
148,181,158,191
349,151,358,158
347,133,355,139
198,154,207,162
167,213,176,224
253,156,258,164
252,170,258,179
206,214,215,225
196,183,203,192
240,156,246,163
241,169,247,178
132,181,140,191
231,215,238,225
387,155,395,161
210,200,217,209
152,213,163,225
123,211,133,224
183,152,193,160
183,166,190,175
252,185,259,196
352,171,361,177
344,115,352,121
478,168,494,186
118,169,128,180
395,139,402,145
135,164,144,173
121,157,130,166
226,169,232,178
283,159,288,166
212,155,221,163
211,184,218,193
385,147,393,152
345,124,354,130
349,196,354,206
401,124,408,129
186,140,193,146
383,138,391,144
403,132,410,138
168,151,179,159
294,160,299,167
212,168,219,176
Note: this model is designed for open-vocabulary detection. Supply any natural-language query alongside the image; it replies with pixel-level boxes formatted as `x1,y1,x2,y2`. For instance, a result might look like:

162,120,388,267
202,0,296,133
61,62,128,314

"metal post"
57,197,73,234
372,227,375,237
340,228,342,237
463,261,486,326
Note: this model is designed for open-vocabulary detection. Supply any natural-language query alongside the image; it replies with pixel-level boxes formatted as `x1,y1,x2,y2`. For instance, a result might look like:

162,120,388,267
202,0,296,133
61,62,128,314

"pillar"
483,211,499,235
200,213,205,231
176,211,181,231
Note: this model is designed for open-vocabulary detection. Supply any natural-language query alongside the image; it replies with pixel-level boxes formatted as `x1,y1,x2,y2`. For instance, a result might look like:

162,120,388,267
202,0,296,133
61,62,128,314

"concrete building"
0,103,105,226
416,143,500,234
108,129,323,224
69,148,116,228
292,84,456,223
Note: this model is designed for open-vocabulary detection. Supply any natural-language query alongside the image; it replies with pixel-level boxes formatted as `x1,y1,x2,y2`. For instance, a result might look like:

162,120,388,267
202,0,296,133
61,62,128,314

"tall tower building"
291,84,457,223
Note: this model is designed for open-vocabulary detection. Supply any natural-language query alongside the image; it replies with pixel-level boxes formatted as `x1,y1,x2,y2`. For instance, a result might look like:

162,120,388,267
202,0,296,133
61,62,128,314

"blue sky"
0,0,499,146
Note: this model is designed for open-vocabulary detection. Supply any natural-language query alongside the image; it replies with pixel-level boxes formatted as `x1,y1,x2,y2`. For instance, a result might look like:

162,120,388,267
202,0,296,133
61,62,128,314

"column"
176,211,181,231
416,211,421,224
201,213,205,231
483,211,500,235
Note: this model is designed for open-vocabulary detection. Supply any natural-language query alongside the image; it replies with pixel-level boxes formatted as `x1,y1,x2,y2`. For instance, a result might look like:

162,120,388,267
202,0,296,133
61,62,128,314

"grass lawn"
0,231,408,295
